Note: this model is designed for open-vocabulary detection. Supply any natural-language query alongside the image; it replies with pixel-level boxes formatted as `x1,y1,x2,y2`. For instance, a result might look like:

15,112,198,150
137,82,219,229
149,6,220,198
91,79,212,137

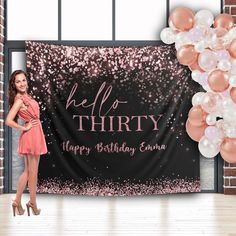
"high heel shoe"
26,201,41,216
12,200,25,216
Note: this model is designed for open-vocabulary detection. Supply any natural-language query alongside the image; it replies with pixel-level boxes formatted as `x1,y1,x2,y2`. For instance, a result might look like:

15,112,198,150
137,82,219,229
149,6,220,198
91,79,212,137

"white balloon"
218,59,231,71
160,28,176,44
223,108,236,123
191,70,202,82
194,40,207,53
225,126,236,138
202,84,212,92
198,136,220,158
195,10,214,27
230,59,236,75
224,27,236,43
221,97,234,109
229,75,236,87
206,114,217,125
192,92,205,106
175,32,191,45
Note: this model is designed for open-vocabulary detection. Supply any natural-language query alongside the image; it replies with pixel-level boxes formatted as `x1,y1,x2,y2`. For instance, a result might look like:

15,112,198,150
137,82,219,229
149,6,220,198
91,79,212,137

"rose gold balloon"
169,7,195,31
230,87,236,103
188,56,204,72
186,119,207,142
220,138,236,163
215,27,228,37
228,39,236,59
214,14,234,31
208,69,229,92
177,45,199,66
188,105,207,127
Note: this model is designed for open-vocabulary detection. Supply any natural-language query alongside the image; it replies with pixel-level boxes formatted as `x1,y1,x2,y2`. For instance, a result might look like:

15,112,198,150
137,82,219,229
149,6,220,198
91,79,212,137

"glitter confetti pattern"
37,177,200,196
26,41,201,195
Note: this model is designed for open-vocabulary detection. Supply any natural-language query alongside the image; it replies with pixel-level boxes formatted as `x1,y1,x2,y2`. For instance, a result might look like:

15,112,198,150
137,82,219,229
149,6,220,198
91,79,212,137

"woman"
5,70,48,216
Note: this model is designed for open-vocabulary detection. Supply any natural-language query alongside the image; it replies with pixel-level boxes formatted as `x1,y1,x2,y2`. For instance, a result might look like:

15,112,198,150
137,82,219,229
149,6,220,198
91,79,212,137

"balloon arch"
160,7,236,163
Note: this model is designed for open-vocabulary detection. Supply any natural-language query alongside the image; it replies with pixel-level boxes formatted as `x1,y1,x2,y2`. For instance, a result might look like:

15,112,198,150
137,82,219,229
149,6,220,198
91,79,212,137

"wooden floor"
0,193,236,236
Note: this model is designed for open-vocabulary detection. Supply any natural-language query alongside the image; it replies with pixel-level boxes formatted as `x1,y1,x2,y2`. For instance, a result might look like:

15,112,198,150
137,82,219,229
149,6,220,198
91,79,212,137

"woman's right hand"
21,121,32,131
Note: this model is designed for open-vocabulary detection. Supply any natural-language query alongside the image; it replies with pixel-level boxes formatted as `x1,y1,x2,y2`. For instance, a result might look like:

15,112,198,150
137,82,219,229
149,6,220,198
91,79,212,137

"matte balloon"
228,39,236,59
169,7,195,31
198,136,220,158
214,13,234,31
188,105,207,127
198,49,218,71
208,70,229,92
177,45,198,66
186,119,207,142
230,87,236,103
220,138,236,163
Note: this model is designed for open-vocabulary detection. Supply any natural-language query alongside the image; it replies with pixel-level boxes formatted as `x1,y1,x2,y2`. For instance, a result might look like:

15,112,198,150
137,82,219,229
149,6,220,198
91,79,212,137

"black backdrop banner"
26,41,201,196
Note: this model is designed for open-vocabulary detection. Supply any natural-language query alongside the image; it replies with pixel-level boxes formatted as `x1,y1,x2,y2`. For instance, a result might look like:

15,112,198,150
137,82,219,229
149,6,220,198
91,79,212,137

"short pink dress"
14,93,48,157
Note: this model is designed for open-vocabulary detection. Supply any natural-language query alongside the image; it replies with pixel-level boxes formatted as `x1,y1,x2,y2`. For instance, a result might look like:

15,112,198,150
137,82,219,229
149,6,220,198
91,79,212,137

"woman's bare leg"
27,154,40,205
15,156,29,204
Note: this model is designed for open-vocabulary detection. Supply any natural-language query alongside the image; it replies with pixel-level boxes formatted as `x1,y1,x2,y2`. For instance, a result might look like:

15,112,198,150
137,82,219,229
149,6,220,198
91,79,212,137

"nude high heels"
26,201,41,216
12,200,25,216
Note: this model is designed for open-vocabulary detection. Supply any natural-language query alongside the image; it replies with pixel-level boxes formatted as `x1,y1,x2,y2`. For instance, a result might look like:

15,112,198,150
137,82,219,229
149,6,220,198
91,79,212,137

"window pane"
200,156,215,190
11,52,26,72
7,0,58,40
11,52,26,190
62,0,112,40
116,0,166,40
169,0,221,15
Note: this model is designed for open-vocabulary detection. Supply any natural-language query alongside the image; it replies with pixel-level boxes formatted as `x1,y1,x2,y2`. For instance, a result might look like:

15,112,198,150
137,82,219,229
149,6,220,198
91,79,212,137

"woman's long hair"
8,70,29,122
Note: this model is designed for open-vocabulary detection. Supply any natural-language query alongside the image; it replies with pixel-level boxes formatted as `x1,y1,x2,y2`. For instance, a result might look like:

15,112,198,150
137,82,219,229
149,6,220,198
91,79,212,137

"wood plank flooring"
0,193,236,236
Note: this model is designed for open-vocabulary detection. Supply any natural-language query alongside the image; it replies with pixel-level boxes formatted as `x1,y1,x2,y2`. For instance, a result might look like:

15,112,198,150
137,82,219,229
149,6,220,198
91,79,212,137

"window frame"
4,0,223,193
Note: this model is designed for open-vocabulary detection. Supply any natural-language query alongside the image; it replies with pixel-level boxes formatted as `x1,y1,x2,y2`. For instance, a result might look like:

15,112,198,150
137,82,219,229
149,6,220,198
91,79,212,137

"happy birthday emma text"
65,82,163,132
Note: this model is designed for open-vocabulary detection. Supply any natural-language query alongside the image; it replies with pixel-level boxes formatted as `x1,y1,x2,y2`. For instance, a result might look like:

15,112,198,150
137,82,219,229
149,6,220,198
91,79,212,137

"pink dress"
14,93,48,157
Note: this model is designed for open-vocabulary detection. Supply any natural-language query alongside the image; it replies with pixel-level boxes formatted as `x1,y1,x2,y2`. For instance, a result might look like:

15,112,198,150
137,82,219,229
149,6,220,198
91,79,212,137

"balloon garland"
160,7,236,163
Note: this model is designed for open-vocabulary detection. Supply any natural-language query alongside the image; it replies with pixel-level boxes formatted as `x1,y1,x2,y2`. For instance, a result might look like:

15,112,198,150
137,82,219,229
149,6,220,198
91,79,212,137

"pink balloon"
208,69,229,92
188,56,204,72
214,14,234,31
220,138,236,163
204,126,219,139
186,119,207,142
169,7,195,32
228,39,236,59
177,45,199,66
198,49,218,71
230,87,236,103
188,105,207,127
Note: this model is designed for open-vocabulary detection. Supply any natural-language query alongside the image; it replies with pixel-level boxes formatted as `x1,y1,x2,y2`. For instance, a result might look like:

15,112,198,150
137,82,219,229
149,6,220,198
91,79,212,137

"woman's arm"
5,99,30,131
